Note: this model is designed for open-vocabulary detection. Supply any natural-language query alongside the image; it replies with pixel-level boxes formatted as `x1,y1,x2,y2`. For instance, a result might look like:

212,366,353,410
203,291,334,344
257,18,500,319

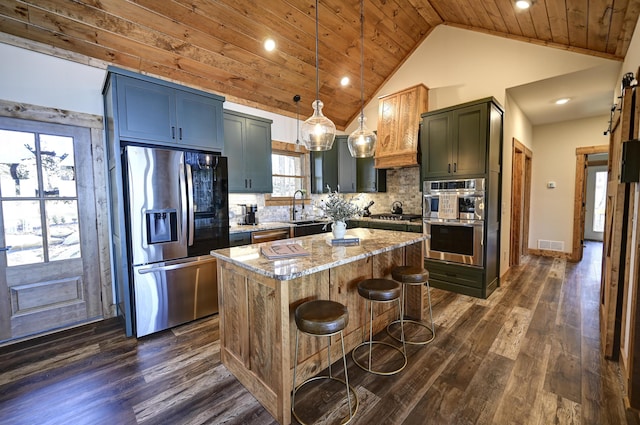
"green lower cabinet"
229,231,251,247
425,259,497,299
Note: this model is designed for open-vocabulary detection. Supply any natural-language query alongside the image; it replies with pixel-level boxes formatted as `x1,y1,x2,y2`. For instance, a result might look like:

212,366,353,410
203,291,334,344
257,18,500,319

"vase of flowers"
318,186,363,239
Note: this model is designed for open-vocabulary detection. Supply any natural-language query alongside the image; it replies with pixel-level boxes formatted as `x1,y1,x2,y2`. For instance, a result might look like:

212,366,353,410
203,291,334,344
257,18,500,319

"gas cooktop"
368,213,422,222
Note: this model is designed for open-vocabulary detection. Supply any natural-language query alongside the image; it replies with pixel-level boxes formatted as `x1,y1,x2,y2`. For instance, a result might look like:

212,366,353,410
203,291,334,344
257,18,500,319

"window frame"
265,140,310,206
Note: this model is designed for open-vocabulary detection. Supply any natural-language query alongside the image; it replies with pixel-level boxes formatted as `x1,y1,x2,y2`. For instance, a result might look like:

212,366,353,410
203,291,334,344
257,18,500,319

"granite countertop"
210,228,426,281
230,222,293,234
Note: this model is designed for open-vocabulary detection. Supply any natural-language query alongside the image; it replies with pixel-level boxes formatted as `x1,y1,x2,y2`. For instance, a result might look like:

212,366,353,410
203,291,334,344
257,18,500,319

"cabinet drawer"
229,231,251,247
250,228,290,244
425,260,484,289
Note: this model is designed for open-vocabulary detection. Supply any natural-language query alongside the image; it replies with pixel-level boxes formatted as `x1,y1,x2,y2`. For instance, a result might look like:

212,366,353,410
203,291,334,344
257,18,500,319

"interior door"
0,117,101,342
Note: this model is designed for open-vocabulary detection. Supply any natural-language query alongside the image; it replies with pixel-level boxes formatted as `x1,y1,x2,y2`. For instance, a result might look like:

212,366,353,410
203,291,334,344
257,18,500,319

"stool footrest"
292,376,359,425
387,319,435,345
352,341,407,375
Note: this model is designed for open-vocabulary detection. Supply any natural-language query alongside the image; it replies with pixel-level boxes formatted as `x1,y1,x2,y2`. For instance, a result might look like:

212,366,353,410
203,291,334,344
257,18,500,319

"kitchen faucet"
292,190,306,221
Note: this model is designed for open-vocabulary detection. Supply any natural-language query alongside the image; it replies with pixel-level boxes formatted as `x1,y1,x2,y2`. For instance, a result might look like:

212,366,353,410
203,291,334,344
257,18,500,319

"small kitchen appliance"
245,204,258,225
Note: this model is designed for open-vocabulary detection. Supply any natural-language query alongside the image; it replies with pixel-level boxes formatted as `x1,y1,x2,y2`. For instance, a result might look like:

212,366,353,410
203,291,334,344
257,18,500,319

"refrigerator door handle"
186,164,195,246
137,256,217,274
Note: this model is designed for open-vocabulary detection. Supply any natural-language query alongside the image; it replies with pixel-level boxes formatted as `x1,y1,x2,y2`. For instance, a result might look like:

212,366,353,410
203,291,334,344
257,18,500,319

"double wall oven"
423,178,485,267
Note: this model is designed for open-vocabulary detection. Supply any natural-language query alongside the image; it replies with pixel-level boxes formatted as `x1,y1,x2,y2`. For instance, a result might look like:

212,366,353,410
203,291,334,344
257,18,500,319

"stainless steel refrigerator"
123,145,229,337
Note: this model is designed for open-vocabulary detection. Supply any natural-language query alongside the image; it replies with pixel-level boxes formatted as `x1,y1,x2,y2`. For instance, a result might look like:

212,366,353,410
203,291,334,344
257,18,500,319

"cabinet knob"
179,127,183,140
453,162,457,172
448,163,451,173
171,126,176,139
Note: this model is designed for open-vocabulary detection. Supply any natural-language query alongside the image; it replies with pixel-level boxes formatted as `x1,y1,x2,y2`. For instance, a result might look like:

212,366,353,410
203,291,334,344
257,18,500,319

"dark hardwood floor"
1,241,638,424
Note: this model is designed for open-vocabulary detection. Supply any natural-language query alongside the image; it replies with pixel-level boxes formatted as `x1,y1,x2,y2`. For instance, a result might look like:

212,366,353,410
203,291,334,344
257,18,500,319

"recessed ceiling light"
264,38,276,52
515,0,531,9
340,76,350,86
555,97,571,105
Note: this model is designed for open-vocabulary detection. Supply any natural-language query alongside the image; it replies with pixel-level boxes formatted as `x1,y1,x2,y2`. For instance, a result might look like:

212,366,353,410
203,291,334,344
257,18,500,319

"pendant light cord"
359,0,365,122
314,0,320,106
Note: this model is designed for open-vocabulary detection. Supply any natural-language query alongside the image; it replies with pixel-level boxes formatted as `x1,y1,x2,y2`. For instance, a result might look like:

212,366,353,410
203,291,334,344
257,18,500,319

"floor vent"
537,239,565,251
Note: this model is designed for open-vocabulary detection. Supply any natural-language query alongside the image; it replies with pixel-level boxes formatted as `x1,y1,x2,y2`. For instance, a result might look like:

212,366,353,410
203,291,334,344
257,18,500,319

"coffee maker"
239,204,258,225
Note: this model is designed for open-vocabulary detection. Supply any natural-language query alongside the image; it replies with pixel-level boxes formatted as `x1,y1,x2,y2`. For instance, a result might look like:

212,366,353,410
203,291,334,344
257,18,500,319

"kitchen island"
210,228,426,424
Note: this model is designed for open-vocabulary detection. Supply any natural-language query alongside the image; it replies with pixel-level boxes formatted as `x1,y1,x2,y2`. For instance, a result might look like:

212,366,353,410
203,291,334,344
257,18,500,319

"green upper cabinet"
356,156,386,192
113,71,224,151
420,100,493,180
337,136,357,193
224,110,273,193
311,135,386,194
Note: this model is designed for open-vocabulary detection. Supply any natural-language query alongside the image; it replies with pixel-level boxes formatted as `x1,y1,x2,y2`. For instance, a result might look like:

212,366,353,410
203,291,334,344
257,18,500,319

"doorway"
584,156,608,242
571,145,609,262
0,117,103,343
510,138,532,266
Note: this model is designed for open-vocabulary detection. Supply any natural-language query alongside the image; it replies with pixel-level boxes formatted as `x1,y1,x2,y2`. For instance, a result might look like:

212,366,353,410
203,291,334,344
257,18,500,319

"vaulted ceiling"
1,1,639,129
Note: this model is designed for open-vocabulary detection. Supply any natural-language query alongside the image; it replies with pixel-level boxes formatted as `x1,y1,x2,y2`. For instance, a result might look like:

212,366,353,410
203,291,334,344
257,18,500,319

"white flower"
318,186,363,222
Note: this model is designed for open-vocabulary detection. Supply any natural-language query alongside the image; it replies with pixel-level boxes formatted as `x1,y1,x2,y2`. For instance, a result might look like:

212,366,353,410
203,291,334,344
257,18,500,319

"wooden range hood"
374,84,429,169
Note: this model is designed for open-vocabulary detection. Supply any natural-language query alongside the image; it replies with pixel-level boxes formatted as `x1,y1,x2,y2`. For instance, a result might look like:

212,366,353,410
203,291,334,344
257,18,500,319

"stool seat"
357,278,401,302
295,300,348,336
392,266,429,284
387,265,435,346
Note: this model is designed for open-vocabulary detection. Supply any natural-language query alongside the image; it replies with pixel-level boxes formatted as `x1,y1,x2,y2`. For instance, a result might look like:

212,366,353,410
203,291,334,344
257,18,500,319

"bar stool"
292,299,358,425
386,265,435,345
352,278,407,375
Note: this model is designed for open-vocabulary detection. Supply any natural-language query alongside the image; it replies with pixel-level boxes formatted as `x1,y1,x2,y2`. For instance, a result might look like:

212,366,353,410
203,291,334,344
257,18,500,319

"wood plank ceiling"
1,0,639,129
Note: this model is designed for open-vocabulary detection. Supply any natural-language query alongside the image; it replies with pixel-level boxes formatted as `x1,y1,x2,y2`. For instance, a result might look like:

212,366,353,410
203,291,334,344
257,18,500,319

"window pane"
3,200,43,266
272,154,302,176
0,129,37,198
272,176,303,197
40,134,76,197
46,200,80,261
592,171,606,233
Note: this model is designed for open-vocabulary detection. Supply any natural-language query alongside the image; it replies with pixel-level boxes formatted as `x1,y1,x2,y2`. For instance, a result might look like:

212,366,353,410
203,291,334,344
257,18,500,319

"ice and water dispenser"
146,209,178,244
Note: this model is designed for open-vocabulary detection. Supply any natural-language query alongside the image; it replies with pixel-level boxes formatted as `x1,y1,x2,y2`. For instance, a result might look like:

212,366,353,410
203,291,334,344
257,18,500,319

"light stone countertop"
210,228,426,281
229,222,293,234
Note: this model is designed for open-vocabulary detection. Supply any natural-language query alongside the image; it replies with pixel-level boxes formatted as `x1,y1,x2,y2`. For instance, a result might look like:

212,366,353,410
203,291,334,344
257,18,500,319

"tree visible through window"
267,141,308,203
0,129,80,266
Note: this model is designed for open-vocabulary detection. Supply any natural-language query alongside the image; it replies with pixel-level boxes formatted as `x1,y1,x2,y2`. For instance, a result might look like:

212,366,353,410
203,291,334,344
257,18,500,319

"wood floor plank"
0,242,637,425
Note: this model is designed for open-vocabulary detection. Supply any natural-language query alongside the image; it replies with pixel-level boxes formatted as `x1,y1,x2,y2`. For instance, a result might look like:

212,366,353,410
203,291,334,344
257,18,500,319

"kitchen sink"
289,219,327,226
291,220,331,237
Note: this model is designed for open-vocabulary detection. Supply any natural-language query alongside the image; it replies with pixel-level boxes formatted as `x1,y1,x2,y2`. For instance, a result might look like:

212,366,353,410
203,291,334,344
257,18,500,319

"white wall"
0,42,105,115
500,94,533,273
529,115,609,252
348,25,617,134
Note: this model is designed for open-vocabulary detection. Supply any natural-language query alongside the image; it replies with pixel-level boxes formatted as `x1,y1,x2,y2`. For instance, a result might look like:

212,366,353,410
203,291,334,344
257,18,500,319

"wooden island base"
212,230,425,425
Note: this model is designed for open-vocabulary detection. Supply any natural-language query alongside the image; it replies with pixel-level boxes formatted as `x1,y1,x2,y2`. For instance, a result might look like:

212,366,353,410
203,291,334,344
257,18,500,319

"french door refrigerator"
123,144,229,337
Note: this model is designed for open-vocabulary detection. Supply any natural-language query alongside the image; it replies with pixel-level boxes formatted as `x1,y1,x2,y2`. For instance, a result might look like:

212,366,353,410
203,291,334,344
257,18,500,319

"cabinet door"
245,118,273,193
337,136,356,193
356,157,386,192
116,75,176,143
311,147,338,194
421,111,452,179
176,91,224,151
223,114,247,192
452,104,487,175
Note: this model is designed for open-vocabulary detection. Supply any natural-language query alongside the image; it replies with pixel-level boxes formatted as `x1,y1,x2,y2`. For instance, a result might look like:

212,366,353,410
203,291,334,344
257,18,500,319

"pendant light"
301,0,336,151
293,94,301,145
347,0,377,158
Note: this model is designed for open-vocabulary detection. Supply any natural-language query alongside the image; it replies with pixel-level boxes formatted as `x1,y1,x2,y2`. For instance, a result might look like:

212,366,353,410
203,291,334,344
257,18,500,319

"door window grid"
0,129,80,266
592,171,606,233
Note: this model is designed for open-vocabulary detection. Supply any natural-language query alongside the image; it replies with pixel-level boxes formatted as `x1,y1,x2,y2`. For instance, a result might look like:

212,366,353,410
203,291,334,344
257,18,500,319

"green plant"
319,186,363,222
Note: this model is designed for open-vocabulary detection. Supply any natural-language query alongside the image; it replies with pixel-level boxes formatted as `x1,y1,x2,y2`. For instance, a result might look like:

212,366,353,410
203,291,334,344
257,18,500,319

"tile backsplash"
229,166,422,224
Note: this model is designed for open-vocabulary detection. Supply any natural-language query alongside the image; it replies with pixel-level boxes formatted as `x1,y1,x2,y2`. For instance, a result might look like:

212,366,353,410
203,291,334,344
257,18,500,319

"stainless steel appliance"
423,178,485,267
124,145,229,337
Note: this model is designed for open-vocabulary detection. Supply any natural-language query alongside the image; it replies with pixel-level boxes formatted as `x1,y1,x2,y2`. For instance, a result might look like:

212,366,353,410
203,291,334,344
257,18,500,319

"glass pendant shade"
301,99,336,151
348,115,377,157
